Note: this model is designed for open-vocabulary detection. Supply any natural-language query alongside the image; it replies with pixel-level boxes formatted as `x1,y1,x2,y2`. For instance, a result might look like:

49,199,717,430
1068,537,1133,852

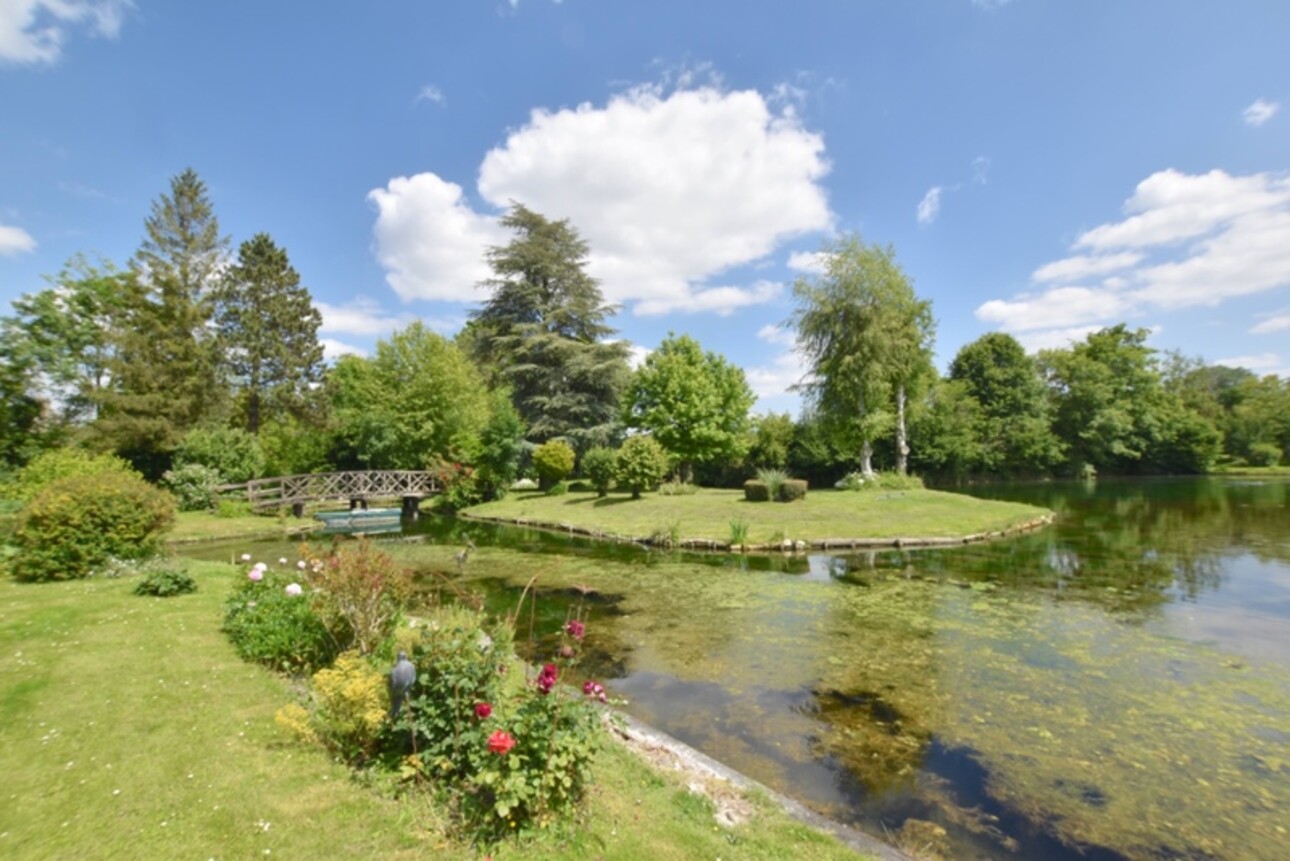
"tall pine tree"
214,233,325,433
470,204,630,451
94,169,228,475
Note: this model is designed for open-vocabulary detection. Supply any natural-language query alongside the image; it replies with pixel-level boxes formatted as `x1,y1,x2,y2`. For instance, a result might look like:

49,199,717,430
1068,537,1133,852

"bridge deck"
239,470,441,512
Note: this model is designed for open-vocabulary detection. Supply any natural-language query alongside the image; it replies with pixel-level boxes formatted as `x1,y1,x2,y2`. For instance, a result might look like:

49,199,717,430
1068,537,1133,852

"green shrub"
657,479,698,496
175,426,266,483
428,459,482,512
276,651,389,764
756,468,788,500
12,472,176,582
301,538,414,655
215,498,254,518
10,447,140,503
871,472,925,491
615,436,669,499
581,447,616,497
779,478,808,502
162,463,222,511
532,439,575,489
1247,442,1283,467
743,479,770,502
222,567,336,673
835,471,866,490
134,567,197,597
545,480,569,496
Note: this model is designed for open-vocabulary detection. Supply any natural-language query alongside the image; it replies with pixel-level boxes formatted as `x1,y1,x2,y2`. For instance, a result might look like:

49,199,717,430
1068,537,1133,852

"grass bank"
0,563,868,860
167,510,322,545
463,487,1050,549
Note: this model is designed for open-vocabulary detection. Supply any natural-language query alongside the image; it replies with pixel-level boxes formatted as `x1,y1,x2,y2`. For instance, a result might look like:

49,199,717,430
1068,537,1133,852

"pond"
188,478,1290,860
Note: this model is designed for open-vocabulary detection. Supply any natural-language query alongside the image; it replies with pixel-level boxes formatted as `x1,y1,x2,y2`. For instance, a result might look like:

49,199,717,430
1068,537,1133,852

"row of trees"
3,169,1286,493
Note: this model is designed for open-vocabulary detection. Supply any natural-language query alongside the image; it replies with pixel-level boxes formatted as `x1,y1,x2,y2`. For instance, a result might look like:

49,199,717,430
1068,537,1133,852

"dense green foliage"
473,391,526,500
134,566,198,597
748,411,795,469
11,471,176,581
614,436,670,499
580,446,616,496
174,425,267,483
532,439,576,488
214,233,325,432
623,332,755,483
223,566,337,673
9,446,140,502
470,204,630,451
161,462,222,511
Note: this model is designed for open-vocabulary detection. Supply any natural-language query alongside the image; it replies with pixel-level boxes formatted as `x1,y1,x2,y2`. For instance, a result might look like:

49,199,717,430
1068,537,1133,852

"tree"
0,343,43,469
615,435,669,499
214,233,325,433
94,169,229,475
622,333,754,483
790,235,932,477
470,204,630,451
747,412,795,470
329,323,489,470
948,332,1063,475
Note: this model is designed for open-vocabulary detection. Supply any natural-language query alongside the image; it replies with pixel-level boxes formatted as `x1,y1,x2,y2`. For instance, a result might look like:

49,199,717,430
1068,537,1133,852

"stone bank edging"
459,511,1056,553
611,712,914,861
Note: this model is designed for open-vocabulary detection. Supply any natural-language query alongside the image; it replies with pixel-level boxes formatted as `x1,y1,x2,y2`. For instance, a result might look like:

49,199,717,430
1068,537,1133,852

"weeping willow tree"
790,234,934,476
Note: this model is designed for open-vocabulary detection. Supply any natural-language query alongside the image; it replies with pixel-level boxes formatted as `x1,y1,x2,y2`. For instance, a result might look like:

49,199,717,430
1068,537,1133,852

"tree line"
2,169,1287,497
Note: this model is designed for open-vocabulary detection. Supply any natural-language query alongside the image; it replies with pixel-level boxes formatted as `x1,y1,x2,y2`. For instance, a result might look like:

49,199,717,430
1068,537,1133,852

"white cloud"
621,342,651,370
1031,251,1143,283
368,173,507,302
321,338,367,361
745,349,808,400
756,323,795,347
416,84,445,105
787,250,831,274
315,297,415,336
0,0,128,64
1243,98,1279,127
1011,325,1105,353
917,186,942,225
977,169,1290,343
0,224,36,255
1214,352,1283,373
633,280,782,317
1251,314,1290,335
370,82,832,315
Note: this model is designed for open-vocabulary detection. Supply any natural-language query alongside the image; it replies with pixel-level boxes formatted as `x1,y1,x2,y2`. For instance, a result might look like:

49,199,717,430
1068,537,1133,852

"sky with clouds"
2,1,1288,414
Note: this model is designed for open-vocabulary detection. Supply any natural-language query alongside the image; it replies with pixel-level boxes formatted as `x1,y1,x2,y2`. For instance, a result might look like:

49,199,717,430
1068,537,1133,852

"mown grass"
0,562,868,860
464,487,1048,546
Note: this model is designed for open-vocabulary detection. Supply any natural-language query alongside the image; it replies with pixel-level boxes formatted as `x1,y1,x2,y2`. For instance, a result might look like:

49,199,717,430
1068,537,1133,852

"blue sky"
2,1,1288,415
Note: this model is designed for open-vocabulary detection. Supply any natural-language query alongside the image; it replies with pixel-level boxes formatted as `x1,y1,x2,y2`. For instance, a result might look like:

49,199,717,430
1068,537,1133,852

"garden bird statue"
388,651,416,718
455,537,477,574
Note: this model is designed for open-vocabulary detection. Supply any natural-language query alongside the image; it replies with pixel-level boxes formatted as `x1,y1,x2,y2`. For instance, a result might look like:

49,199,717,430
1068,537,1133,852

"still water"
190,478,1290,860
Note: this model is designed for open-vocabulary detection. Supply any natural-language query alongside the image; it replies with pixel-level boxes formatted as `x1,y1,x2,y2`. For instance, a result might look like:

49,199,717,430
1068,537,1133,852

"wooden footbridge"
235,470,441,517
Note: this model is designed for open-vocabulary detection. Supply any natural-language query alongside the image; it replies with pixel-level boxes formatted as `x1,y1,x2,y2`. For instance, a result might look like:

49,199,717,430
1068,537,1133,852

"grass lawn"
0,563,870,860
168,510,323,545
463,487,1049,548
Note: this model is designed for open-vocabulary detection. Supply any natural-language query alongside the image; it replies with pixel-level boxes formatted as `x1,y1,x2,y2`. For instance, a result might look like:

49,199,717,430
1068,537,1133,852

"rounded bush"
222,569,336,673
581,446,616,496
12,472,176,582
532,439,575,489
10,447,140,503
162,463,223,511
615,436,669,499
175,426,266,483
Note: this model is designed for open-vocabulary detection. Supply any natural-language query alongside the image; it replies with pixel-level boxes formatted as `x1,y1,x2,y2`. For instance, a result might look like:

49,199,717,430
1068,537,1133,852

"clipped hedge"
12,472,176,582
779,479,808,501
744,479,770,502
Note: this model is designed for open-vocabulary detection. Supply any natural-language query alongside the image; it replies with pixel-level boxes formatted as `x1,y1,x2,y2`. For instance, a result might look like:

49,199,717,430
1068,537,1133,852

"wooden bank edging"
459,511,1056,553
612,713,914,861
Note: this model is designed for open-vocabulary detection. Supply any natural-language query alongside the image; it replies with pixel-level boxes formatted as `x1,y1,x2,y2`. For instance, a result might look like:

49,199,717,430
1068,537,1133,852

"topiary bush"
11,472,176,582
615,436,669,499
162,463,222,511
580,446,616,497
175,426,266,483
531,439,575,490
779,478,809,502
10,447,140,503
743,479,770,502
134,567,197,597
545,480,569,496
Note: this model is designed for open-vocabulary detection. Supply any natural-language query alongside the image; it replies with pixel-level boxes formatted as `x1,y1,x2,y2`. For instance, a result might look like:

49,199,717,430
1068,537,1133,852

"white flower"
284,583,303,597
240,553,252,562
278,557,288,566
296,560,307,570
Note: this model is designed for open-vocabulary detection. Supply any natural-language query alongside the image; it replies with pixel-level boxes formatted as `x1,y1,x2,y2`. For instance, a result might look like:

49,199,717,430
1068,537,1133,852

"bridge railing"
241,471,440,511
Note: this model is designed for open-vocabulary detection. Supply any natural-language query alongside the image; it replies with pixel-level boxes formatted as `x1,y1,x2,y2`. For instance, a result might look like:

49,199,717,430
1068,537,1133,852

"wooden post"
402,496,420,519
291,502,305,518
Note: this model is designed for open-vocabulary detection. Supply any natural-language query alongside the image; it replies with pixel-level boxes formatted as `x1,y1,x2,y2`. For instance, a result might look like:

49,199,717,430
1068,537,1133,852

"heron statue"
388,651,416,719
455,537,478,574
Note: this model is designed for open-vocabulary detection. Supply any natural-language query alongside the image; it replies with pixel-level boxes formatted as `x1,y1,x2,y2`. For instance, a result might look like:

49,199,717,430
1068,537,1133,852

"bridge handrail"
241,470,440,510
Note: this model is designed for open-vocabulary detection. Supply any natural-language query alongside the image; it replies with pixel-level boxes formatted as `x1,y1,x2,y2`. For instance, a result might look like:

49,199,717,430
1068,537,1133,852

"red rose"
475,702,492,720
487,730,515,755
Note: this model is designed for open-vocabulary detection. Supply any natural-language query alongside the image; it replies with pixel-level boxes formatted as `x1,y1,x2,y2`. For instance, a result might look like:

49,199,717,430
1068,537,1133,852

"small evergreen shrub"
276,650,388,763
779,478,809,502
581,446,616,497
12,472,176,582
175,426,266,483
215,498,254,518
222,567,336,673
1247,442,1282,467
743,480,770,502
615,436,669,499
545,480,569,496
532,440,575,489
134,567,197,597
10,447,140,503
162,463,222,511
